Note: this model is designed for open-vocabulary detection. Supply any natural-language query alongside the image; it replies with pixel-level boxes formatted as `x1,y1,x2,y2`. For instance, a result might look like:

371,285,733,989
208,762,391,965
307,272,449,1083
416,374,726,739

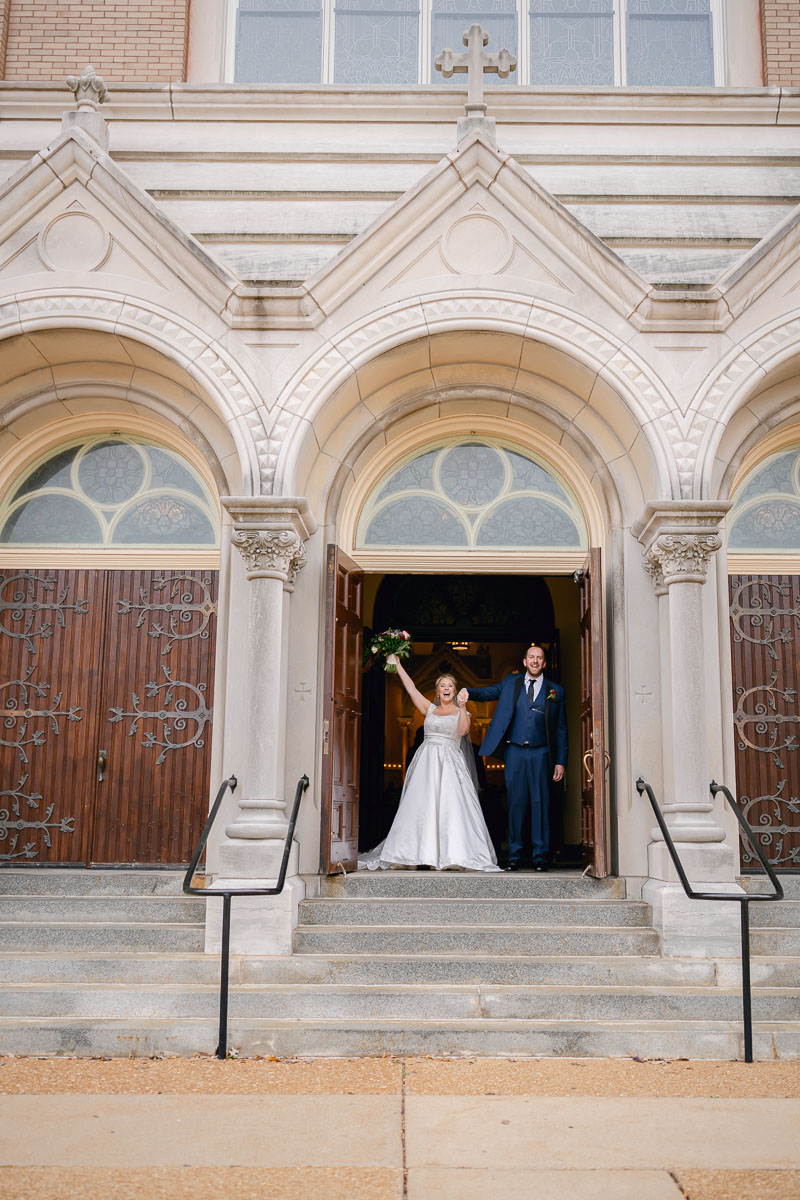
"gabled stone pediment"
716,200,800,322
304,129,650,324
0,125,237,314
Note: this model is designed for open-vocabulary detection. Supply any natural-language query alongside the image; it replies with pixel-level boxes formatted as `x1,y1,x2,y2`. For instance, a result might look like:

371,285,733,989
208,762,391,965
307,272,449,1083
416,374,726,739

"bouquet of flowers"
367,628,412,672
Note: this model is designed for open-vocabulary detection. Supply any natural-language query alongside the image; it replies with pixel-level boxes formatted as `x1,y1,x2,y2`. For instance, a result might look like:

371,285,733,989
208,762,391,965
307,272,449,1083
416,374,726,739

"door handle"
97,749,107,783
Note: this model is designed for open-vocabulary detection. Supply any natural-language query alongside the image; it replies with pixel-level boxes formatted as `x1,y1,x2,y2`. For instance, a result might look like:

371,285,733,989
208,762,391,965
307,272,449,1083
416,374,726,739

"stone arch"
689,309,800,501
0,292,270,495
273,293,672,525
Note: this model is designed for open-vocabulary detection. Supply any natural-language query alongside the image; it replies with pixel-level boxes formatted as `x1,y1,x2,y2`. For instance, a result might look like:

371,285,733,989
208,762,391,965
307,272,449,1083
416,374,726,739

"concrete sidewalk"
0,1057,798,1199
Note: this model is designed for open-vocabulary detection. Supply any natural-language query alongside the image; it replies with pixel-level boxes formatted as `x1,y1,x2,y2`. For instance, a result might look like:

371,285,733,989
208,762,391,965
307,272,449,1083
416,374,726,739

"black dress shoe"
533,859,548,872
506,860,520,871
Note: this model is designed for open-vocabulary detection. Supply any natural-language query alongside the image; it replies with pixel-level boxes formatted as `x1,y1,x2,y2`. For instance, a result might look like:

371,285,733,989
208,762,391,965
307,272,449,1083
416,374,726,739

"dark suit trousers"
505,743,550,861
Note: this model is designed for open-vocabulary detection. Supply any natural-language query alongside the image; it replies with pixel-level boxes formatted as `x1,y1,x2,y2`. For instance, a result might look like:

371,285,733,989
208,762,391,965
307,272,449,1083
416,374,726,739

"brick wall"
761,0,800,85
0,0,9,77
3,0,190,82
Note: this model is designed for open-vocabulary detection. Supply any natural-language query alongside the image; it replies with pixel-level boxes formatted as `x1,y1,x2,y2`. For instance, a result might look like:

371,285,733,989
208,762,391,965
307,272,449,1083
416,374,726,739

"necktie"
527,678,536,707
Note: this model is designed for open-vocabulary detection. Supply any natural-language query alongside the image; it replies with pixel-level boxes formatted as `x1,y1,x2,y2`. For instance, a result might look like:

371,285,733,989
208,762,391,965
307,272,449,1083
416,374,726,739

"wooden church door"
320,545,363,873
578,547,609,877
0,569,217,866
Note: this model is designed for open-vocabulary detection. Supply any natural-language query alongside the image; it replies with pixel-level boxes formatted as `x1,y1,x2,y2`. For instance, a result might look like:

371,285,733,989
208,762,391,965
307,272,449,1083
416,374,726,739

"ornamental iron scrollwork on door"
733,672,799,770
729,573,800,870
0,773,75,862
730,578,800,663
108,664,212,765
0,573,89,657
1,665,83,764
116,574,216,655
739,780,800,871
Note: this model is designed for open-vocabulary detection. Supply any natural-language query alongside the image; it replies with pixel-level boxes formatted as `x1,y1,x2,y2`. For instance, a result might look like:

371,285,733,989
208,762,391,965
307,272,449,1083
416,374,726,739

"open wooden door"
578,547,609,877
320,545,363,873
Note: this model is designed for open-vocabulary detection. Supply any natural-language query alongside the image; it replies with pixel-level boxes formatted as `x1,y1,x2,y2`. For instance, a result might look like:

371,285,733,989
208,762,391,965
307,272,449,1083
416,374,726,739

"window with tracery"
357,439,587,550
0,437,219,548
728,447,800,553
230,0,718,85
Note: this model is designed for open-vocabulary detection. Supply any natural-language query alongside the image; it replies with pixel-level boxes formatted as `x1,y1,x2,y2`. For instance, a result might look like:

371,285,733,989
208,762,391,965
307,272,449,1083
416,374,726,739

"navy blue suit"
468,674,568,862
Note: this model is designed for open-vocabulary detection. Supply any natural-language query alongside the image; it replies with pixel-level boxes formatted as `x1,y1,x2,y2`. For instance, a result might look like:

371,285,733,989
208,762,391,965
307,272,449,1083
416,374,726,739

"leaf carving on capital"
232,528,306,585
645,532,722,587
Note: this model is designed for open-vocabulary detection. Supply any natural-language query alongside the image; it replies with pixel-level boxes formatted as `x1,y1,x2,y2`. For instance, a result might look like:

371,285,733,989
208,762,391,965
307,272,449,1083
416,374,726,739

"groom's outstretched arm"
465,680,504,702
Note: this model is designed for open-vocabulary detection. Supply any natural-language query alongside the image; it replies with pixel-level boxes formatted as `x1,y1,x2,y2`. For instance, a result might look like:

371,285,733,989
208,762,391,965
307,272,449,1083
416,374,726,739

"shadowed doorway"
359,573,582,866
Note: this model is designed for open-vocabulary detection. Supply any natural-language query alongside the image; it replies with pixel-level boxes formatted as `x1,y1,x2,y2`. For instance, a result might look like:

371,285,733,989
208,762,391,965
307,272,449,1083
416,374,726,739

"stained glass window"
335,0,420,84
357,439,586,550
0,437,219,548
530,0,614,86
432,0,518,85
231,0,718,85
235,0,323,84
626,0,713,87
729,448,800,553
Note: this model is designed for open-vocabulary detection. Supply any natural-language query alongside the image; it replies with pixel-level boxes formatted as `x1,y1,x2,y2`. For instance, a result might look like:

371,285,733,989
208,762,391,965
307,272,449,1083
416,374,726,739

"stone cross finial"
435,24,517,119
66,65,108,111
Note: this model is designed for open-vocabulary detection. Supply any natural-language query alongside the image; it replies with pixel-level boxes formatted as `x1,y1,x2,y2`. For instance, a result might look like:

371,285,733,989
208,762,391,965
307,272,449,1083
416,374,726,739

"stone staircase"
0,868,798,1058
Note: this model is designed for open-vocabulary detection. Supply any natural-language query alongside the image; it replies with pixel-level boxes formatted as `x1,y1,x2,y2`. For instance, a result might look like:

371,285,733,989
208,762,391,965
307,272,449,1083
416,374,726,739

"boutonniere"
547,689,557,701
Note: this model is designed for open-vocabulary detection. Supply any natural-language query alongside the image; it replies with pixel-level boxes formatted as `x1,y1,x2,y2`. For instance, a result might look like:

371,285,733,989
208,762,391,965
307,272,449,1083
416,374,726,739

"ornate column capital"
231,528,306,586
633,501,730,591
224,496,317,590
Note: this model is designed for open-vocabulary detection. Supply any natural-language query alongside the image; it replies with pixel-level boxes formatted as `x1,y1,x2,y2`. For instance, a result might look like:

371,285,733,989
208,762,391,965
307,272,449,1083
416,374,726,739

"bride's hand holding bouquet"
368,628,412,673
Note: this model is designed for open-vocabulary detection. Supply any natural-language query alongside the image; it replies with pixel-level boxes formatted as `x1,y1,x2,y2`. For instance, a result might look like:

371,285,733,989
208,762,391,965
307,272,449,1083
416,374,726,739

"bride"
358,656,501,872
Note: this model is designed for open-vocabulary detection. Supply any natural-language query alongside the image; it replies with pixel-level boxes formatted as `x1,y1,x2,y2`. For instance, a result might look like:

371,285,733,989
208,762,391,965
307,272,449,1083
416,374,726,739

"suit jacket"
468,674,568,768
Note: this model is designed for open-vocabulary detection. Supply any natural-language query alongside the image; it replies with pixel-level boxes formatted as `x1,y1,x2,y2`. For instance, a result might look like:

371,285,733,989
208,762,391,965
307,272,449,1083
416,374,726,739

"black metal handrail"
636,777,784,1063
183,773,310,1058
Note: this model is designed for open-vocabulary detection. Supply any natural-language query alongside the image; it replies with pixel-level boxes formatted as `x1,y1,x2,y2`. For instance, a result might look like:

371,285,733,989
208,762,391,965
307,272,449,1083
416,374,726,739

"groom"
459,645,567,871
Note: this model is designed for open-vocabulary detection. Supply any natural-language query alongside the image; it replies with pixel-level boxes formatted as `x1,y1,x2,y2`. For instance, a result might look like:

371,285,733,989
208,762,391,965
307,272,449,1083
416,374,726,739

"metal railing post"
636,777,783,1064
184,773,310,1058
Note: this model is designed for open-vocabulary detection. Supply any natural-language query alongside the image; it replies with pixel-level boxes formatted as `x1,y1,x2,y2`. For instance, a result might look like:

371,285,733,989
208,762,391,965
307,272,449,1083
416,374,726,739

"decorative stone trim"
232,528,306,586
0,291,270,488
633,501,730,592
644,532,722,588
224,496,317,590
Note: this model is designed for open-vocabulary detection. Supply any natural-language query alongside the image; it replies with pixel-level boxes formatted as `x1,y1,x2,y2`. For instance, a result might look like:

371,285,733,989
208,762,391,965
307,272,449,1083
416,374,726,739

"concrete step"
0,952,716,987
2,951,797,988
0,923,205,952
0,1016,796,1059
0,896,204,923
297,897,651,928
749,900,800,927
0,870,187,896
0,982,796,1022
750,928,800,955
741,875,800,898
293,925,662,956
241,953,715,987
318,871,626,898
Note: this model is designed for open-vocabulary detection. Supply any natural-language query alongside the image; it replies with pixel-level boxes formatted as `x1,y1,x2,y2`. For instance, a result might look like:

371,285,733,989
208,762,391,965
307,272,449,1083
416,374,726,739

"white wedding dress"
358,704,501,872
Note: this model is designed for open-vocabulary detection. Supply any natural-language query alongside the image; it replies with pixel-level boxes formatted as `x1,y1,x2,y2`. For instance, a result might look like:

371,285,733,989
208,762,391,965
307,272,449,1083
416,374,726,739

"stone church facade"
1,1,799,967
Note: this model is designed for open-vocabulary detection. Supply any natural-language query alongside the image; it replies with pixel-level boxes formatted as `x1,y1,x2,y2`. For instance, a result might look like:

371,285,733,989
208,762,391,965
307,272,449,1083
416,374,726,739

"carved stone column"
207,497,316,955
634,501,740,956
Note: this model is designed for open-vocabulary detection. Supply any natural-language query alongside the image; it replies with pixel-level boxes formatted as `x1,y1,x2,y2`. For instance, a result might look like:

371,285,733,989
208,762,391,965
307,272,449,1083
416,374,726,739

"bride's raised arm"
386,655,430,717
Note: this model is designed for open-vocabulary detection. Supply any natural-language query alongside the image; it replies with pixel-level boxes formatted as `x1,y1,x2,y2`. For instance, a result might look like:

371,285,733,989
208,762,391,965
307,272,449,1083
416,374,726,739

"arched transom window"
728,447,800,555
0,436,219,550
356,438,587,554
